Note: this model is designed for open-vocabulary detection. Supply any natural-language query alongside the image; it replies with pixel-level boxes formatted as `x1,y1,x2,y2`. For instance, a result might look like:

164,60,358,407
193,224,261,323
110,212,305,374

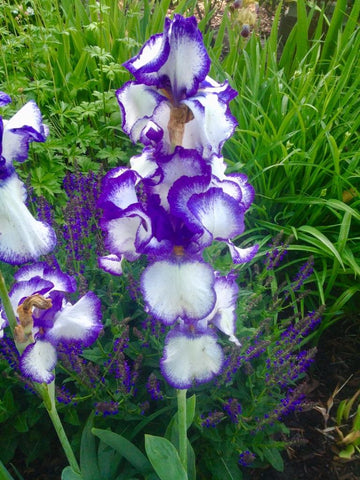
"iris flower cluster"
0,92,56,265
0,94,103,384
0,262,102,384
99,15,258,389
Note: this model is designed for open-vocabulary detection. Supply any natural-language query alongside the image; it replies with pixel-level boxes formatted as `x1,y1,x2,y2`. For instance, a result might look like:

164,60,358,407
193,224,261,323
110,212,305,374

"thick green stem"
38,382,81,474
0,271,17,336
177,388,188,474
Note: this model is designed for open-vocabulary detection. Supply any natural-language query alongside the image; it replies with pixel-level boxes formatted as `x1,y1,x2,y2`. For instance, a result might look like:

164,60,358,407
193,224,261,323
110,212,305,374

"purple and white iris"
0,93,56,265
99,15,258,389
0,263,102,383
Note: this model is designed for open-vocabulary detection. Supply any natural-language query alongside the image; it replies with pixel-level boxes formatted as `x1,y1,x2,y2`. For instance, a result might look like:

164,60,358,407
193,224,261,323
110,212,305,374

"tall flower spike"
100,14,258,389
0,94,56,264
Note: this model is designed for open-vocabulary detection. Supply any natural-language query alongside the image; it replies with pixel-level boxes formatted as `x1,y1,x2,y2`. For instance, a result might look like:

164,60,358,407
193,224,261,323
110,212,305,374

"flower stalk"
0,271,17,336
38,382,81,474
177,388,188,472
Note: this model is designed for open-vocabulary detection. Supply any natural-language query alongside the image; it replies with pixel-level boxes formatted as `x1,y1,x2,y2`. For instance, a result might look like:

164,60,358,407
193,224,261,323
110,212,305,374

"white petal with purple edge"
160,329,224,388
116,83,167,142
0,175,56,264
14,263,76,293
20,340,57,384
124,33,169,83
98,254,124,276
205,275,240,345
227,241,259,264
188,188,245,240
104,214,149,260
2,101,48,163
157,15,210,100
47,292,102,346
141,259,216,324
183,93,237,157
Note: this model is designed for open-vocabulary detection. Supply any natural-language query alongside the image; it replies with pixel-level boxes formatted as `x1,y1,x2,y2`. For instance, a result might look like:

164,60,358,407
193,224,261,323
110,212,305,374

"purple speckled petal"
160,327,224,389
46,292,102,346
0,174,57,265
20,340,57,384
2,100,48,164
227,240,259,264
141,257,216,324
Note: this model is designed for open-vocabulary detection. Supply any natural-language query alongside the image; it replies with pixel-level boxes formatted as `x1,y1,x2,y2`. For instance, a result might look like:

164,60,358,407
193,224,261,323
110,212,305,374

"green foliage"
145,435,187,480
1,0,359,477
214,0,360,321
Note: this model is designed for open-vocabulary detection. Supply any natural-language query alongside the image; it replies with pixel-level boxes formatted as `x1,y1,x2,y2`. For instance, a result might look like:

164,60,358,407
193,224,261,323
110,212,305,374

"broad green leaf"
145,435,187,480
0,460,15,480
92,428,151,474
80,414,101,480
61,467,84,480
262,447,284,472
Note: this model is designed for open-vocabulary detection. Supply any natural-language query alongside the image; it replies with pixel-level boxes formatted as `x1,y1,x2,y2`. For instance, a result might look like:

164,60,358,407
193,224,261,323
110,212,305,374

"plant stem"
177,388,188,473
38,382,81,474
0,271,17,336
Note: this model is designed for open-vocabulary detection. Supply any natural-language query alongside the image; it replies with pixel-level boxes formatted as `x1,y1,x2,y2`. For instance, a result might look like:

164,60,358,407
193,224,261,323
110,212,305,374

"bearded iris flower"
0,93,56,264
99,15,258,388
0,263,102,383
116,15,237,158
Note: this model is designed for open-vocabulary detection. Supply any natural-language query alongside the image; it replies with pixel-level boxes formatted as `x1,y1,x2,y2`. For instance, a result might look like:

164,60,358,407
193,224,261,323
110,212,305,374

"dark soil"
249,316,360,480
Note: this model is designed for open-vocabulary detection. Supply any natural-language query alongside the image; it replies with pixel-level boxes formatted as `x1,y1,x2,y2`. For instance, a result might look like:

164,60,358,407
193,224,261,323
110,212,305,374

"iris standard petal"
116,82,167,144
46,292,102,346
141,258,216,324
152,147,208,210
102,208,152,261
157,15,210,101
160,328,224,389
124,32,170,85
2,100,48,164
0,175,56,265
182,91,237,157
20,339,57,383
